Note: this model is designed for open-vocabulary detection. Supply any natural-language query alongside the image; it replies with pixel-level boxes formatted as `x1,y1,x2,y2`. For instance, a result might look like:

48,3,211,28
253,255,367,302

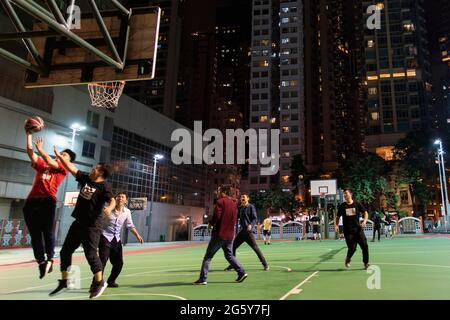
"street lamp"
146,154,164,242
70,123,86,147
434,139,450,229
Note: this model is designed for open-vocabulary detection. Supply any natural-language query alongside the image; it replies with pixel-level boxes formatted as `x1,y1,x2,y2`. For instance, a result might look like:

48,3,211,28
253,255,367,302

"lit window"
371,112,379,121
282,126,290,133
376,3,384,10
259,115,269,122
367,75,378,81
379,73,390,78
271,117,277,124
229,118,236,123
407,69,416,77
367,40,374,48
281,175,290,183
403,23,415,32
393,72,405,78
368,87,378,95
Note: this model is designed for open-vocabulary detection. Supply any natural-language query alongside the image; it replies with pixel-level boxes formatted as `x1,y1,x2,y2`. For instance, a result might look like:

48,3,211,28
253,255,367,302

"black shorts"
339,226,344,233
313,225,320,233
263,230,271,236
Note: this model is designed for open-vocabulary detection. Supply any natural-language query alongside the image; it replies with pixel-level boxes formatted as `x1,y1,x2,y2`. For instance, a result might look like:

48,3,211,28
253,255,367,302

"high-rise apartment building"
246,0,305,192
362,0,432,158
304,0,365,175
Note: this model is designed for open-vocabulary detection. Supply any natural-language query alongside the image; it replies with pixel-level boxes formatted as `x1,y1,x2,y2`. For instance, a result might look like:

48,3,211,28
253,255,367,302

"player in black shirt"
336,188,370,270
49,147,116,299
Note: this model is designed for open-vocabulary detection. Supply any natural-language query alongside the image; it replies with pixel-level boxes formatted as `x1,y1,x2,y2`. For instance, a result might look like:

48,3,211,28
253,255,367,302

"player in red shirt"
193,185,247,285
23,130,76,279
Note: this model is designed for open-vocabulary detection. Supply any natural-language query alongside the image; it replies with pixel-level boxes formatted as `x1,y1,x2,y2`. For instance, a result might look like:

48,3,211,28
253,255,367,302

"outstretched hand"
54,146,62,158
34,137,44,151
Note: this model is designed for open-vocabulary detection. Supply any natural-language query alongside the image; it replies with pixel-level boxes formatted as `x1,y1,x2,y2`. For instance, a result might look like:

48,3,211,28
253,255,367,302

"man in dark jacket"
224,193,269,271
194,186,247,285
372,211,382,242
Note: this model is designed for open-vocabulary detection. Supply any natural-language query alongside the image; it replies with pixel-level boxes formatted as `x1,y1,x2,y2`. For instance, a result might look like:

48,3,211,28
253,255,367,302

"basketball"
24,116,44,133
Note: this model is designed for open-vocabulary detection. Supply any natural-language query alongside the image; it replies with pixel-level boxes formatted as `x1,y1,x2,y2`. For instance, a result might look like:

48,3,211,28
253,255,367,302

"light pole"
435,139,450,230
146,154,164,242
70,123,86,147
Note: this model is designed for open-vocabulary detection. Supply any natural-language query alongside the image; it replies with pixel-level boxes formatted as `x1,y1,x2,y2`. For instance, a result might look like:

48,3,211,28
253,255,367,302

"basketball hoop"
320,192,327,199
88,81,125,109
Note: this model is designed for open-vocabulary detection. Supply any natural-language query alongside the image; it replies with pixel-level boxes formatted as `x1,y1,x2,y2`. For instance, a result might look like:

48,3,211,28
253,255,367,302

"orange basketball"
24,116,44,133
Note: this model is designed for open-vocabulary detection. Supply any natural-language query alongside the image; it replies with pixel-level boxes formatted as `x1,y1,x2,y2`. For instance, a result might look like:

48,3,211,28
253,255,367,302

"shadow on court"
131,281,193,288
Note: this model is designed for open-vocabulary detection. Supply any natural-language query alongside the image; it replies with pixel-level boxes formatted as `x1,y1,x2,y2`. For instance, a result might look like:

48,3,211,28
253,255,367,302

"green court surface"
1,236,449,300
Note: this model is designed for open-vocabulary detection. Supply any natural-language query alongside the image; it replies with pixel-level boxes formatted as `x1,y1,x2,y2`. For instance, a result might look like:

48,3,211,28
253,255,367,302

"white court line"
279,271,319,300
0,263,294,296
52,293,187,300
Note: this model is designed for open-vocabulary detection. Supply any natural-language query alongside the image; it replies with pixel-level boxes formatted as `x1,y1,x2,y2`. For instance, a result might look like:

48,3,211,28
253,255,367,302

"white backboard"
64,191,79,207
310,180,337,196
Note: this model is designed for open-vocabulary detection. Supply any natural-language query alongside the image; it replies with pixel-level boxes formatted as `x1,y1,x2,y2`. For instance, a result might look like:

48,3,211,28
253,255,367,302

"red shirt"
27,157,68,202
210,197,238,240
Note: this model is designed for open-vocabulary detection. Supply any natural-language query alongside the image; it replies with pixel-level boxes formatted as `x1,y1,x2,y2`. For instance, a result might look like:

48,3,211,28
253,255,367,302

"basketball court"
1,236,450,300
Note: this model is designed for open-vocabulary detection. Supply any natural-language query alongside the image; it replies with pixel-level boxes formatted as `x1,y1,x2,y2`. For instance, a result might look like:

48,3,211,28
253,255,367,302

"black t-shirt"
310,216,320,224
337,201,367,232
71,171,114,227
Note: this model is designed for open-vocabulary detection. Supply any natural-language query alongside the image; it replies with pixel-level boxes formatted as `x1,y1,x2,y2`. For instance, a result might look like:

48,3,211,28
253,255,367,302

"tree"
266,185,302,220
338,152,394,211
249,190,269,220
289,154,307,193
394,129,435,218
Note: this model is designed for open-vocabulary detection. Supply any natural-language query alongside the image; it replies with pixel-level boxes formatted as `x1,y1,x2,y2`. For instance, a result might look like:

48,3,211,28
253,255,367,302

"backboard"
310,179,337,197
24,5,160,88
64,191,79,207
128,197,148,211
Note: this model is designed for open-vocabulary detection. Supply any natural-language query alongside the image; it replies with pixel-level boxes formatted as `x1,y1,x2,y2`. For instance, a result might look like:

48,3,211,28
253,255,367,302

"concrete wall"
126,201,205,243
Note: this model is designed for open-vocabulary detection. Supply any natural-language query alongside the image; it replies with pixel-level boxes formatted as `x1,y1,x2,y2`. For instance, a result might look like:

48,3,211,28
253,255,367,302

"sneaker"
107,282,119,288
46,260,54,274
364,263,370,270
89,280,108,299
345,258,351,268
49,279,68,296
263,266,270,271
235,273,248,283
224,265,234,271
193,279,207,285
39,262,47,279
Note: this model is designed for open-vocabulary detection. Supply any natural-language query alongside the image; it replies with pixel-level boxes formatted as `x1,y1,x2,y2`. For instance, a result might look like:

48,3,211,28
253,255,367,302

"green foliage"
289,154,307,191
249,185,302,220
339,152,392,209
394,129,435,216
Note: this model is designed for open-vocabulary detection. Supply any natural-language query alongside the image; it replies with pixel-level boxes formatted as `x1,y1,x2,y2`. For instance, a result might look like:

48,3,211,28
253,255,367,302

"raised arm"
26,132,38,164
35,138,59,169
54,146,78,177
103,197,116,216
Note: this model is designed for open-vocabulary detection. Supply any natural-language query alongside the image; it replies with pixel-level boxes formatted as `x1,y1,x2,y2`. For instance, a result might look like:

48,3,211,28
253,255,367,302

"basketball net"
319,192,327,199
88,81,125,109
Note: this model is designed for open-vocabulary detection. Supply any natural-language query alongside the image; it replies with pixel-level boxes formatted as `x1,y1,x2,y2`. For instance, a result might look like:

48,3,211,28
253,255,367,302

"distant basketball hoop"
319,192,327,199
88,81,126,109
